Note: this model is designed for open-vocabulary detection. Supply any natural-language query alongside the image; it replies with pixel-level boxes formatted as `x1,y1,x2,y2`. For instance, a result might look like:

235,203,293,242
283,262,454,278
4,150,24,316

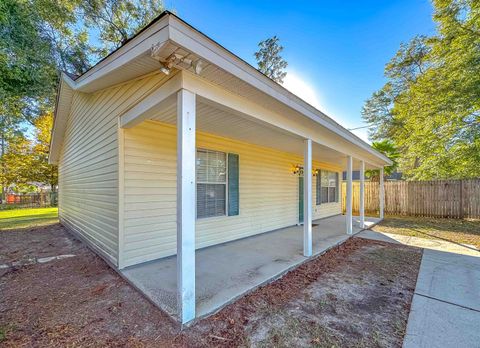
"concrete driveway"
403,249,480,348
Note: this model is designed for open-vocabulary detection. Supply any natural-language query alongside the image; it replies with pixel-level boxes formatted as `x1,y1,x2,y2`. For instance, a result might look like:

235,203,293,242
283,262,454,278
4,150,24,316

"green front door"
299,176,304,224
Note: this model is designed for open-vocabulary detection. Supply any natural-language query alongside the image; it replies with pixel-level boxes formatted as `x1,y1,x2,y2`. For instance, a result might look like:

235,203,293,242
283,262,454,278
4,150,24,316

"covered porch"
121,214,380,320
51,13,392,325
117,67,389,324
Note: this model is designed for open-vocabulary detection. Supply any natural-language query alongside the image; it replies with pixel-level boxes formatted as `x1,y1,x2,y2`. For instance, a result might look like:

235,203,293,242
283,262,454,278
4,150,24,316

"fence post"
379,167,385,220
459,180,464,219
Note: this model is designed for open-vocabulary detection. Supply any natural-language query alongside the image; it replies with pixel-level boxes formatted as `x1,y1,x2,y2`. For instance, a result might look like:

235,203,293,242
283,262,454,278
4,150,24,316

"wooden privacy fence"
342,179,480,219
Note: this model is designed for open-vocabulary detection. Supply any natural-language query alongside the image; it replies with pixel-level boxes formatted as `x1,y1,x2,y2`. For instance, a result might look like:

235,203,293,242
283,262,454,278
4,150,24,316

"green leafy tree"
362,0,480,180
0,0,165,197
254,36,288,83
0,0,165,125
0,112,57,199
0,0,59,125
29,112,58,191
366,140,400,181
0,127,33,195
1,0,84,200
80,0,165,57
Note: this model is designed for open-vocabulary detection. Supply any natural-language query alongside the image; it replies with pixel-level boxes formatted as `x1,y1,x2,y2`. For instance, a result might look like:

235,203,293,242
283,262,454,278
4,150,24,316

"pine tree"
254,36,288,83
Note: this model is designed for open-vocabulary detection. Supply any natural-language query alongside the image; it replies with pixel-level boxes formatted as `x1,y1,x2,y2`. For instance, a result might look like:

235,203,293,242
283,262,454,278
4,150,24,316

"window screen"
196,149,227,218
317,170,339,204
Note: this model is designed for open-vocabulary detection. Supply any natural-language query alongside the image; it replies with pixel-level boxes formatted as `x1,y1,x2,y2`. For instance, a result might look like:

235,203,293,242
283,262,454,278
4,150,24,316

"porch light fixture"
291,164,302,175
151,43,204,76
158,62,171,75
192,59,203,75
291,165,319,176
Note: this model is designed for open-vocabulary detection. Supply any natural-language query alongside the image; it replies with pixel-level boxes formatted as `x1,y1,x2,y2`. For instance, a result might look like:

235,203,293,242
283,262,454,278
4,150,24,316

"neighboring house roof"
342,171,403,181
342,171,362,181
50,10,392,167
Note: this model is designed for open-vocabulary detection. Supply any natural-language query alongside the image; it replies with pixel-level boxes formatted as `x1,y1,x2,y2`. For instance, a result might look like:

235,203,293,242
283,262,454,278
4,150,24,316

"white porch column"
359,160,365,229
303,139,313,257
177,89,196,324
346,156,353,234
379,166,385,220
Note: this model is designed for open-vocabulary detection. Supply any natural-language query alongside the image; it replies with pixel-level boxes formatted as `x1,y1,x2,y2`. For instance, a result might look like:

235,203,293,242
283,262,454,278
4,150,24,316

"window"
316,170,339,204
196,149,227,218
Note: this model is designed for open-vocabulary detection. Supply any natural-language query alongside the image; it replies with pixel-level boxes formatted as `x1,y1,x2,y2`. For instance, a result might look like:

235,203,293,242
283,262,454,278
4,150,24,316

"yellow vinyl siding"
58,72,173,266
122,120,342,267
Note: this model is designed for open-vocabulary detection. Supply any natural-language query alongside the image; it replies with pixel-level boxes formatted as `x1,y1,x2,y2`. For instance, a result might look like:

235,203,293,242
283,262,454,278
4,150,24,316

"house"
49,11,391,324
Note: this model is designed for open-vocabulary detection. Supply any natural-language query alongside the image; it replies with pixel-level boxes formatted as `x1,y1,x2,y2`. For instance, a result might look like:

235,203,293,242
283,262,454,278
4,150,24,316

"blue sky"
165,0,436,142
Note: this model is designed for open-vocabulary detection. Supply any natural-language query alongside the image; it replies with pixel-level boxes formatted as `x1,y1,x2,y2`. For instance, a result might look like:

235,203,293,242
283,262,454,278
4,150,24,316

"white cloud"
282,72,323,110
350,127,371,144
282,71,371,144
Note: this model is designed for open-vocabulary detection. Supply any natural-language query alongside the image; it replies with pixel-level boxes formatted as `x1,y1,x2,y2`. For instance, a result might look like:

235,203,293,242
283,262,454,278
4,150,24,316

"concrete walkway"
403,249,480,348
359,230,480,256
358,231,480,348
122,215,380,321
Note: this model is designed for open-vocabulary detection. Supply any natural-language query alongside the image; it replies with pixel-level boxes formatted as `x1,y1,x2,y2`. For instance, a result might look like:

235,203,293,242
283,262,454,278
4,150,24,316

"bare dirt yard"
0,223,421,347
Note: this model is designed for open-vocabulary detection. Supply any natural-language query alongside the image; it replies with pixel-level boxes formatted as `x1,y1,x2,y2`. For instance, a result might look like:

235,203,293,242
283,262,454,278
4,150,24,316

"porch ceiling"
146,96,374,170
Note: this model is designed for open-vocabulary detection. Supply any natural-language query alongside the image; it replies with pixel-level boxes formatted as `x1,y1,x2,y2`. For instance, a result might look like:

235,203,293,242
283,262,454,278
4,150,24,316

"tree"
0,112,57,199
0,0,166,125
366,140,400,181
30,112,58,191
1,0,166,125
80,0,165,57
254,36,288,83
0,0,59,125
0,0,165,197
1,0,81,200
362,0,480,180
0,127,34,196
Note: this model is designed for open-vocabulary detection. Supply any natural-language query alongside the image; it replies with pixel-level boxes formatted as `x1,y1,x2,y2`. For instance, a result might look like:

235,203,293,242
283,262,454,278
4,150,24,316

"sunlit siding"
58,72,171,266
122,120,342,267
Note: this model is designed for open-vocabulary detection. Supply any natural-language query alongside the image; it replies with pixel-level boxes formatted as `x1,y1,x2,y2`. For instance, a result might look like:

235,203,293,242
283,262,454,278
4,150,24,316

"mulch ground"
0,223,422,347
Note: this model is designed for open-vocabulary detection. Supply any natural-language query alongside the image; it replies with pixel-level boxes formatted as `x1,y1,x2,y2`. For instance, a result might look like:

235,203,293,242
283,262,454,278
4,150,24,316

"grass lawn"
372,215,480,249
0,207,58,230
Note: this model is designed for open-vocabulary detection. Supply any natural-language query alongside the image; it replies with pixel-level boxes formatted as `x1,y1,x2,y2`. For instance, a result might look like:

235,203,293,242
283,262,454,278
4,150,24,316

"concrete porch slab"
121,215,380,321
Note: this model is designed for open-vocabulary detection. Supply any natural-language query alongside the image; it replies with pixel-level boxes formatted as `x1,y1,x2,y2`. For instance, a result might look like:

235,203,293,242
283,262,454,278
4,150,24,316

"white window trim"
196,148,229,220
317,170,339,205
